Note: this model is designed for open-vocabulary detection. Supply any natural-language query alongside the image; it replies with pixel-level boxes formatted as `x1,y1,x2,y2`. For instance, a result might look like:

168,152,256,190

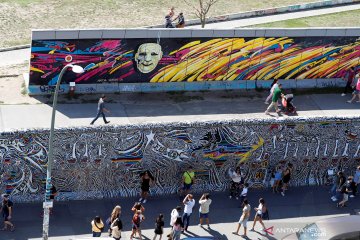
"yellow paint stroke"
30,66,44,74
238,137,264,165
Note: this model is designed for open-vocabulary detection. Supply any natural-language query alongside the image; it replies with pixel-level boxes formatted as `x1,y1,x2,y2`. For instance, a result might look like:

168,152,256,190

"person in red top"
342,67,356,96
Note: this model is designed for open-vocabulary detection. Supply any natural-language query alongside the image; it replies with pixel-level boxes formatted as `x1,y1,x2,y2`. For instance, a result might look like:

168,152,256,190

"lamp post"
42,63,84,240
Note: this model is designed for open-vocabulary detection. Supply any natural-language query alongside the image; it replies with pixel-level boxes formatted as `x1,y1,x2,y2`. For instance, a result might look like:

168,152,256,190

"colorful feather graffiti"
30,37,360,85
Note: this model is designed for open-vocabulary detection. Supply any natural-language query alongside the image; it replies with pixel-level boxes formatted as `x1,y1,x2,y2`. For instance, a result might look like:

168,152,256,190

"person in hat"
1,194,15,231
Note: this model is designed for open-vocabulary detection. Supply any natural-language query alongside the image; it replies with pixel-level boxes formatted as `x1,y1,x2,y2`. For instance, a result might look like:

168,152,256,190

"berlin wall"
28,28,360,95
1,117,360,203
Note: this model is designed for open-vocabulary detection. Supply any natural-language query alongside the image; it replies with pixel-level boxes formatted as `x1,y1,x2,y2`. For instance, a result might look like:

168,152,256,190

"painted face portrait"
135,43,163,73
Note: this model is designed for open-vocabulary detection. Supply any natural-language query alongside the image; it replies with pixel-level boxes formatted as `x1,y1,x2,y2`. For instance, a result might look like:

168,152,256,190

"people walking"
265,79,279,104
164,15,174,28
0,194,14,232
228,167,243,200
331,171,346,202
346,176,357,198
91,216,104,237
273,166,283,193
265,83,284,115
232,198,251,237
153,214,164,240
281,163,293,196
172,217,183,240
198,193,212,228
342,67,356,96
337,179,352,208
240,183,249,204
347,74,360,103
170,206,182,227
90,94,110,125
130,210,144,240
110,217,123,240
174,12,185,28
182,194,195,232
107,205,121,236
167,206,181,240
250,198,267,232
180,166,195,198
354,166,360,196
139,170,154,204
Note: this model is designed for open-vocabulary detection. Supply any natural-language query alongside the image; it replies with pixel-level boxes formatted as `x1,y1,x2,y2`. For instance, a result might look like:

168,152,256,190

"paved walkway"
2,186,359,240
0,91,359,132
188,3,360,29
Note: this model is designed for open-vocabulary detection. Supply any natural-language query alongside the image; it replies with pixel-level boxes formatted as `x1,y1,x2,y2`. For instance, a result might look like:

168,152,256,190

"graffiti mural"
1,118,360,202
30,36,360,86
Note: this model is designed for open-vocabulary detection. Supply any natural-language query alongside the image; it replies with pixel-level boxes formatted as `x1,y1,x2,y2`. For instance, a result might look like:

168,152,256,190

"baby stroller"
281,94,297,114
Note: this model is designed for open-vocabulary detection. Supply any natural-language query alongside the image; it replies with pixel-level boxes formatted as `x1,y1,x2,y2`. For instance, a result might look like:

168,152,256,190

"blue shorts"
199,212,209,219
183,183,192,190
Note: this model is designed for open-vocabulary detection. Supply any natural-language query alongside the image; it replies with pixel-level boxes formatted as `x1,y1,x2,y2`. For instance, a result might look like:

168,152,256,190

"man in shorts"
233,198,251,237
1,194,15,231
198,193,212,228
181,166,195,197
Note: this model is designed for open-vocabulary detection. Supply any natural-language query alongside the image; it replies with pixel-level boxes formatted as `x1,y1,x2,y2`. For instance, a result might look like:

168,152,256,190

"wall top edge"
2,116,360,135
32,27,360,33
31,28,360,40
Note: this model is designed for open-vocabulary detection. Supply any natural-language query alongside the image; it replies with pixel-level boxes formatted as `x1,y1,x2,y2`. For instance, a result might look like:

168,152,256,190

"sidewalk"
0,91,359,132
2,186,360,240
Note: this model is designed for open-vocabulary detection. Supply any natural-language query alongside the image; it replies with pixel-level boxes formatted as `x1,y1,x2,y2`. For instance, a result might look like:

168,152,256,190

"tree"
183,0,221,28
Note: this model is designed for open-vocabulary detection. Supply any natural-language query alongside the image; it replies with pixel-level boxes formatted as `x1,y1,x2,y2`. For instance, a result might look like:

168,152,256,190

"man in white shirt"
182,194,195,231
170,206,182,226
198,193,212,228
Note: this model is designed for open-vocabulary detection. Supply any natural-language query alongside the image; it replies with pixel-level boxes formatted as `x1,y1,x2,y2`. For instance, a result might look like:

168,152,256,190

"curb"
0,44,30,53
146,0,360,28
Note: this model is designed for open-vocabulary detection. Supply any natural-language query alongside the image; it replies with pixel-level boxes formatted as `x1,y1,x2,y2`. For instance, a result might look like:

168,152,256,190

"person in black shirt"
153,213,164,240
337,178,352,207
139,170,154,204
1,194,15,231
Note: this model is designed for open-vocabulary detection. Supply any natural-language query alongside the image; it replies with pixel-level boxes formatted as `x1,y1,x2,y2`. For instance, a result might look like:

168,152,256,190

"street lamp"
42,63,84,240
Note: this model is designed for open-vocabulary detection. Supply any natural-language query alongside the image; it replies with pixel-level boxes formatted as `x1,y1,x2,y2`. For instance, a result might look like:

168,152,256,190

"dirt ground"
0,0,315,48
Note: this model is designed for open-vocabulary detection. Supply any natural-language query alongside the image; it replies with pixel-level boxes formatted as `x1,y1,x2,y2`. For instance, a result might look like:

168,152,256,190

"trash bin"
69,82,75,98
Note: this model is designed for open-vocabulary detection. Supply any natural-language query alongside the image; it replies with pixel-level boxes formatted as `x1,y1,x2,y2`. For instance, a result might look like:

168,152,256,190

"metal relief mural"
30,37,360,87
1,119,360,202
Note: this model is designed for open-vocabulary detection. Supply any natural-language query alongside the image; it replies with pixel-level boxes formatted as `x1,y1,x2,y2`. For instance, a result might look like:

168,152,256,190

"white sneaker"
139,198,143,202
142,199,147,203
281,192,285,196
341,93,346,96
229,196,232,199
350,195,355,198
332,198,338,202
347,100,352,103
265,111,270,115
264,101,269,104
236,197,239,200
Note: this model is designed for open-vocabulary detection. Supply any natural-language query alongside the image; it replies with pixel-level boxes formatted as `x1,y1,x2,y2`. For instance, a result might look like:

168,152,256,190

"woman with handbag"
250,198,267,232
110,217,123,240
91,216,104,237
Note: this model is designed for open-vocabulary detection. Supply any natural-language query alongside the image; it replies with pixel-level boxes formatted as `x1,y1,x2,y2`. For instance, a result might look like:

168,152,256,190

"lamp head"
70,65,84,74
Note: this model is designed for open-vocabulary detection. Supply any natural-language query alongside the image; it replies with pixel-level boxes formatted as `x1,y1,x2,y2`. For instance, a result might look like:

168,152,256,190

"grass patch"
247,9,360,28
0,0,316,48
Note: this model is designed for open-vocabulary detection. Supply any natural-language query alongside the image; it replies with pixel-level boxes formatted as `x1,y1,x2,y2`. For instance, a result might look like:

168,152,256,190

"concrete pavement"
0,91,359,132
2,186,359,240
